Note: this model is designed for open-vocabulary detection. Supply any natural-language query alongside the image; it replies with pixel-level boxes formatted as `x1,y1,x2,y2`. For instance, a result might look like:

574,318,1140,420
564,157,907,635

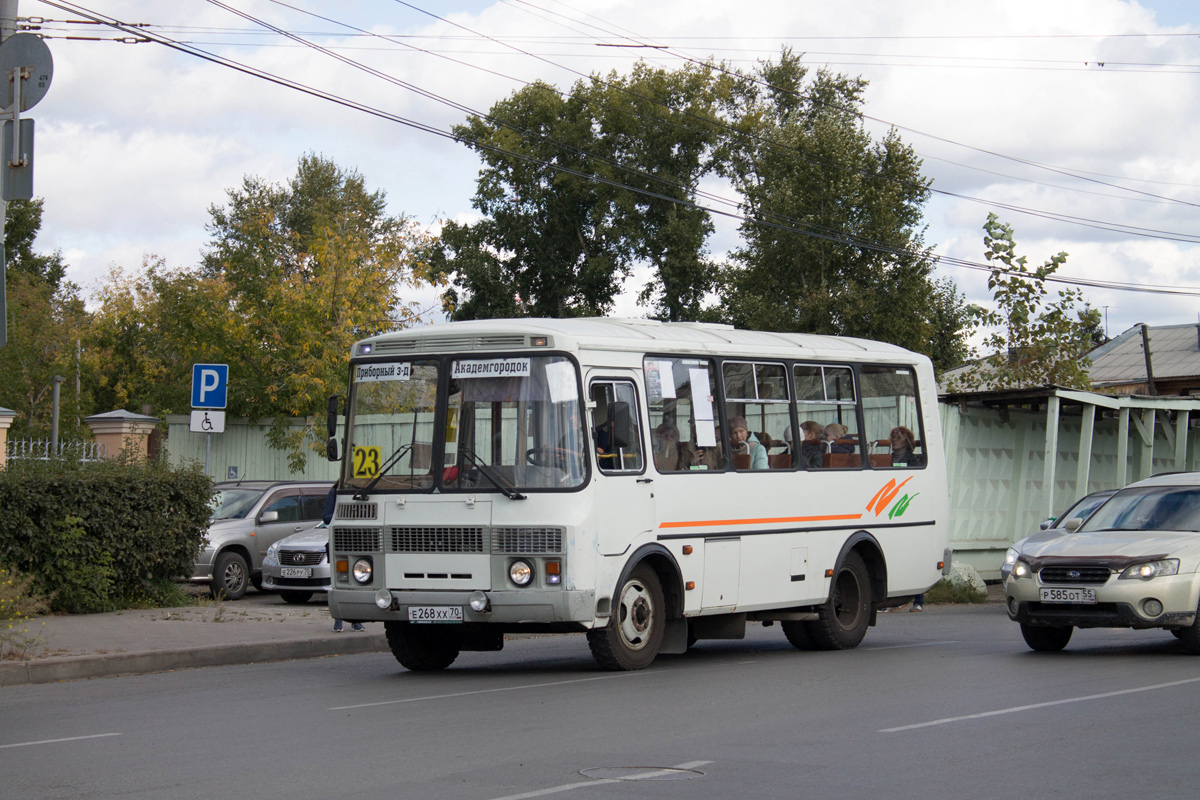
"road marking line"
868,640,957,651
483,761,713,800
879,676,1200,732
328,673,642,710
0,733,121,750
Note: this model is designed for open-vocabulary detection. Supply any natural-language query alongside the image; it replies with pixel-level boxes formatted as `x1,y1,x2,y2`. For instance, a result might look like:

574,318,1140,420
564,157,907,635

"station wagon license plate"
280,567,312,578
1040,586,1097,604
408,606,464,623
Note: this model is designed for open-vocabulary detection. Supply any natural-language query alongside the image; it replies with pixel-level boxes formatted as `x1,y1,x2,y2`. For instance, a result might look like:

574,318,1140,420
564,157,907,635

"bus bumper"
328,587,597,626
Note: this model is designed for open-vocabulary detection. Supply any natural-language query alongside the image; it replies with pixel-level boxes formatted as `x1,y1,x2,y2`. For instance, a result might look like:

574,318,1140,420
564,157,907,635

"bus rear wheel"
805,551,871,650
588,564,665,670
385,622,461,671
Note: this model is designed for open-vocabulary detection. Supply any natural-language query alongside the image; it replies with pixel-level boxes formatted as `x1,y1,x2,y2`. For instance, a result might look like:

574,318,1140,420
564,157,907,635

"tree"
0,200,88,438
435,63,726,321
948,214,1099,391
90,154,440,468
713,51,954,360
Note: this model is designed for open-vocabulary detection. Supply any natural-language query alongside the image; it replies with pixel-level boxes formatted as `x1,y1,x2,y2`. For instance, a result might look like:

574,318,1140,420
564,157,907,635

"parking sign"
191,364,228,409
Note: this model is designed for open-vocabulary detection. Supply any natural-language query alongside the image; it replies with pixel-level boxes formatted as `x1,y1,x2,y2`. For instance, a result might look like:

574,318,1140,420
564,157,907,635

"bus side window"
722,360,791,470
590,380,644,473
643,357,726,472
793,364,863,470
859,365,925,469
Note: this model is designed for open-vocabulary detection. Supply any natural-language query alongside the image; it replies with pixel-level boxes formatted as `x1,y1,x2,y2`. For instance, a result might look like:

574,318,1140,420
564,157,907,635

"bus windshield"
343,355,587,492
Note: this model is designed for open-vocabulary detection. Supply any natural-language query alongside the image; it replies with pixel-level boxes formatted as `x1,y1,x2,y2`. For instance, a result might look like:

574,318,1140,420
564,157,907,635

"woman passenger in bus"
889,426,924,467
824,423,853,454
729,415,767,470
796,420,824,469
651,421,680,472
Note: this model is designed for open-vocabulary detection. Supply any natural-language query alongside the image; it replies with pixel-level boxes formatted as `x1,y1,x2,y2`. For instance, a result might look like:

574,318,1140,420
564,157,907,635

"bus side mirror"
327,394,342,462
610,402,633,449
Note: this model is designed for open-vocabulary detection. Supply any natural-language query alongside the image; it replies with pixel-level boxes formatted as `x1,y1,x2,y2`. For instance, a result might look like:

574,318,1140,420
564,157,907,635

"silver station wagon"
1005,472,1200,653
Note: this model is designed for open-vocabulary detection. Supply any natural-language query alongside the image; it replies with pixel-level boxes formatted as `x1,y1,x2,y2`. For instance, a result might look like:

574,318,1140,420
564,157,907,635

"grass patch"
0,568,51,660
925,578,987,605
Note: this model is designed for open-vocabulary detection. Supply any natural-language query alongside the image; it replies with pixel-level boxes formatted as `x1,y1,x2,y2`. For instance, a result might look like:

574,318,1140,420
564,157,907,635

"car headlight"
1012,559,1033,579
1119,559,1180,581
1004,548,1019,569
509,559,534,586
266,542,280,561
352,557,373,584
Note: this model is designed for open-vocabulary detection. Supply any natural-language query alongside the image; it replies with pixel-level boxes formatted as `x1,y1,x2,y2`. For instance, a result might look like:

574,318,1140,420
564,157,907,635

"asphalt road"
4,604,1200,800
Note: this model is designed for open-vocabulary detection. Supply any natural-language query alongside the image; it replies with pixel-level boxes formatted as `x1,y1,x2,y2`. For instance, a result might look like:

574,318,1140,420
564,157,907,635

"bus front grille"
492,527,564,554
336,502,378,520
334,527,383,553
390,526,486,553
384,525,565,554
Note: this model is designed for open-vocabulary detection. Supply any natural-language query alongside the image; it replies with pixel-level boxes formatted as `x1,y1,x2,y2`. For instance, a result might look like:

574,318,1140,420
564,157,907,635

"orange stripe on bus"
658,513,864,529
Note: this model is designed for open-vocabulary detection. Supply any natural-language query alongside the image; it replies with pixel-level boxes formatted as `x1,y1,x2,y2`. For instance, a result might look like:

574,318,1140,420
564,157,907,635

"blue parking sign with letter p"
192,364,228,409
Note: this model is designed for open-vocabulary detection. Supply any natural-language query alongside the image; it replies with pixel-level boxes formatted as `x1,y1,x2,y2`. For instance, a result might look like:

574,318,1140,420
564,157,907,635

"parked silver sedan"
262,524,332,604
1005,472,1200,653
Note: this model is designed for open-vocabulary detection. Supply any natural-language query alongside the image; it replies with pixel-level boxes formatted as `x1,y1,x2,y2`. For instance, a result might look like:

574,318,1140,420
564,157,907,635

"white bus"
325,318,950,670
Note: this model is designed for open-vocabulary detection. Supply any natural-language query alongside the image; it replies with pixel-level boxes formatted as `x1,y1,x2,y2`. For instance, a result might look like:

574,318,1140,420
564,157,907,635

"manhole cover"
580,767,705,781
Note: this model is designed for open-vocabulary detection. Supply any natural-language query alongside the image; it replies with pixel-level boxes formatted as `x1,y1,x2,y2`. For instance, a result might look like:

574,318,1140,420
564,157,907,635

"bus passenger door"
588,375,656,555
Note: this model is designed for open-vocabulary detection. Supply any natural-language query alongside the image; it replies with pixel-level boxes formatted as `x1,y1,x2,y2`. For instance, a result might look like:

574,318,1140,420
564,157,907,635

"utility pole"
0,0,14,348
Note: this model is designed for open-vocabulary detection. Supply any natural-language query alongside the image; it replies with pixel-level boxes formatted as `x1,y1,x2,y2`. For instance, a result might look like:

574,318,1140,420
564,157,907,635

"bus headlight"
353,557,373,584
375,588,393,609
509,559,534,586
469,591,489,612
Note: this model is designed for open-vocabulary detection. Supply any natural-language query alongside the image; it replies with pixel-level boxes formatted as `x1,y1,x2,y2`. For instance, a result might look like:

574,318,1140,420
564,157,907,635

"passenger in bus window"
824,423,853,454
796,420,824,469
652,421,680,472
889,426,925,467
680,420,723,470
729,415,767,470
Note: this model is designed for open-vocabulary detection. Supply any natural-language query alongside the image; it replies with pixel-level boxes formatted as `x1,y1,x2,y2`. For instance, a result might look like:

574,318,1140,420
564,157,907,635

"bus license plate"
280,567,312,578
408,606,464,623
1040,587,1097,604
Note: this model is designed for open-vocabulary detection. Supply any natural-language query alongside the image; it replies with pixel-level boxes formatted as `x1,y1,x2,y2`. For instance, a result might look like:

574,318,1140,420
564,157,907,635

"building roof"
1088,323,1200,385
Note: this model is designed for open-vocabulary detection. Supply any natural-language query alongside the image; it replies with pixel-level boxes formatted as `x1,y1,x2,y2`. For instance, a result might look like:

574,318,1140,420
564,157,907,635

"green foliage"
714,51,950,360
0,457,213,614
6,199,66,287
436,63,727,321
924,578,988,604
86,153,441,469
948,214,1099,392
0,567,51,659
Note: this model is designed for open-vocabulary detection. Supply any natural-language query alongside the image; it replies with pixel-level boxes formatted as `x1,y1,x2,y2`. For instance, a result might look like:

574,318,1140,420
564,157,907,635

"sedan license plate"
1040,586,1097,604
280,567,312,578
408,606,464,624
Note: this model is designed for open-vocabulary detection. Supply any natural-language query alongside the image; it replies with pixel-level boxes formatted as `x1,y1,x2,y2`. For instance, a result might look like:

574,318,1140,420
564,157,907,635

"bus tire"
385,621,460,671
587,564,665,670
807,550,871,650
1020,623,1072,652
211,551,249,600
781,620,816,650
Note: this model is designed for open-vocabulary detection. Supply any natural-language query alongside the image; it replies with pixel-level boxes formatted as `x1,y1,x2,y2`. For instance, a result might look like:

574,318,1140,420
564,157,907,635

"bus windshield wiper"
458,446,526,500
354,443,414,500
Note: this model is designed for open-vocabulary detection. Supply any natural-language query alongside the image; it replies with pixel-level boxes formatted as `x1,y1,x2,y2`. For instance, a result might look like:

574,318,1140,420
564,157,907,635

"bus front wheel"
806,551,871,650
588,564,665,670
385,622,460,671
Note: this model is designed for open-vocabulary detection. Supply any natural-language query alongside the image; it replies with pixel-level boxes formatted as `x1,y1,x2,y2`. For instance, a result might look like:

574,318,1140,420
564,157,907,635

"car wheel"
211,551,249,600
805,551,871,650
1020,623,1072,652
587,564,665,670
384,622,460,671
1176,599,1200,654
279,590,313,604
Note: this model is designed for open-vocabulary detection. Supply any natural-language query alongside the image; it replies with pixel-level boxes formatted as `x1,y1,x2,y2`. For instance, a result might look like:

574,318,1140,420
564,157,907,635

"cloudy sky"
22,0,1200,344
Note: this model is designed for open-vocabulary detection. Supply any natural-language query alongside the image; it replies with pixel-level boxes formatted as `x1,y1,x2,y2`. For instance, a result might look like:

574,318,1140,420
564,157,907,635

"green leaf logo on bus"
867,477,919,520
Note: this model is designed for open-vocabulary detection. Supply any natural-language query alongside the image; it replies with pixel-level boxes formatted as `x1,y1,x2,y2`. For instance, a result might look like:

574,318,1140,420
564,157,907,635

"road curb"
0,633,390,687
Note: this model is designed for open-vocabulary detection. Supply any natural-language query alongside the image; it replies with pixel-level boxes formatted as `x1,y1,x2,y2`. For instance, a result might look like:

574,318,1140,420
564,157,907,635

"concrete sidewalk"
0,596,390,687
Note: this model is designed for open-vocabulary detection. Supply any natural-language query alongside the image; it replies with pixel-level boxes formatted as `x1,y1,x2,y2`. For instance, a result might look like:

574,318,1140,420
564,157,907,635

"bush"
0,567,50,659
924,578,988,605
0,456,213,613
